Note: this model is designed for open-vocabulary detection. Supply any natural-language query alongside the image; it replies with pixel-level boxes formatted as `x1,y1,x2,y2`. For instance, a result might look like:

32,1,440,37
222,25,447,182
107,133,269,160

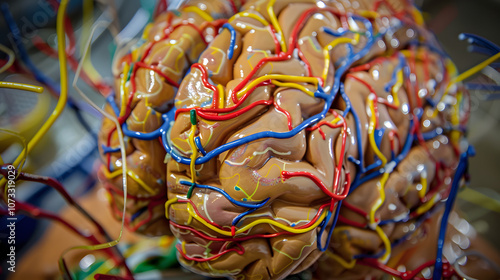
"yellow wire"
0,0,70,189
131,48,139,62
0,81,44,93
229,12,270,27
418,169,428,199
458,188,500,214
186,203,326,236
450,90,462,145
367,97,387,167
236,74,319,98
79,0,103,86
322,34,360,83
182,6,214,22
374,225,392,263
55,0,118,273
0,129,26,199
165,197,178,219
366,96,392,263
266,0,287,53
217,84,225,108
357,10,379,19
415,193,440,215
324,250,357,269
83,258,115,280
100,166,156,195
188,123,198,185
0,43,15,73
411,6,425,26
119,63,130,117
181,241,187,254
391,69,403,107
270,80,315,97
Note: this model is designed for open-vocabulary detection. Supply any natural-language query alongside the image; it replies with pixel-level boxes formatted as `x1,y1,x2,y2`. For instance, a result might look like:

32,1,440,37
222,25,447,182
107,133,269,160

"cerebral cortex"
98,0,472,279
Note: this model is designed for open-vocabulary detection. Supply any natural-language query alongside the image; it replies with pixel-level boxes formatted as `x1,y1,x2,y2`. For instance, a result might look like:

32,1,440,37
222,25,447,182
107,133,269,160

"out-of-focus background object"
0,0,499,279
419,0,500,250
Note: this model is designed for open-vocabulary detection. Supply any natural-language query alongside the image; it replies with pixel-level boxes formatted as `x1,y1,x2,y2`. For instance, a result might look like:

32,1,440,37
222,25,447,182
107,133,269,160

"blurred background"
0,0,499,279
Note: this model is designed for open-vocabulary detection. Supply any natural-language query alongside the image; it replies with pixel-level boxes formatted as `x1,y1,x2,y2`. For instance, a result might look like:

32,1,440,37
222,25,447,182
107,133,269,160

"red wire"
342,200,369,217
297,48,312,77
227,0,238,14
282,170,348,201
153,0,168,19
346,74,381,128
197,99,273,121
9,198,120,263
337,215,367,228
273,100,293,130
135,61,180,88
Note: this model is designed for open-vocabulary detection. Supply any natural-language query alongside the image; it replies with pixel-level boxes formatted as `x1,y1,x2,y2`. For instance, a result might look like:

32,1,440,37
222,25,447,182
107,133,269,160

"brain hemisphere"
95,0,471,279
163,0,460,279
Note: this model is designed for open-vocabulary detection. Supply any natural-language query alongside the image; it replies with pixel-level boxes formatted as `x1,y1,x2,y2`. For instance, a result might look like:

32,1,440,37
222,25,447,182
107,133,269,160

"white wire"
73,20,128,245
453,250,500,280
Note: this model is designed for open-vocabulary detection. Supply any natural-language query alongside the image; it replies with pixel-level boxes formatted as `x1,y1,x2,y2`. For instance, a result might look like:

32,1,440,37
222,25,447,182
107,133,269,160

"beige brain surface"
98,0,499,279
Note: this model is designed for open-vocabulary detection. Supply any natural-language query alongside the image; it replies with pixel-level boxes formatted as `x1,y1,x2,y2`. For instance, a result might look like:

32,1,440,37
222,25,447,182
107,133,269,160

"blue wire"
354,202,444,260
195,137,207,156
433,146,474,280
131,206,148,222
350,119,414,194
384,53,407,92
232,208,258,226
179,180,270,209
120,107,173,140
102,145,121,154
317,210,332,250
420,127,444,140
459,33,500,53
323,27,350,37
317,201,342,251
106,92,121,115
221,23,236,60
340,83,352,117
467,45,497,56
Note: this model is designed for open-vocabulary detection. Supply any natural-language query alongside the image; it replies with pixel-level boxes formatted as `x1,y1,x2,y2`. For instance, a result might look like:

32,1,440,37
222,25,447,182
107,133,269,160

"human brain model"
98,0,498,279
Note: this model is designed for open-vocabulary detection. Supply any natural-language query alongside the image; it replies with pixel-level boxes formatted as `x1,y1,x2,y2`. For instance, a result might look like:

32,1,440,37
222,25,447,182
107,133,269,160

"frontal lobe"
164,0,458,279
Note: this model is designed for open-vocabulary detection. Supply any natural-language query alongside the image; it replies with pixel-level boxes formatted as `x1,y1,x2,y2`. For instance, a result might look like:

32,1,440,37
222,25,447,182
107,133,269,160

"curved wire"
0,43,15,73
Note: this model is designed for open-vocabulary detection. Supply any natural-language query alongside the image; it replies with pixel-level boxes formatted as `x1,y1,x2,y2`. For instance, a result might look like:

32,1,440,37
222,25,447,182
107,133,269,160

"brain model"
98,0,496,279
